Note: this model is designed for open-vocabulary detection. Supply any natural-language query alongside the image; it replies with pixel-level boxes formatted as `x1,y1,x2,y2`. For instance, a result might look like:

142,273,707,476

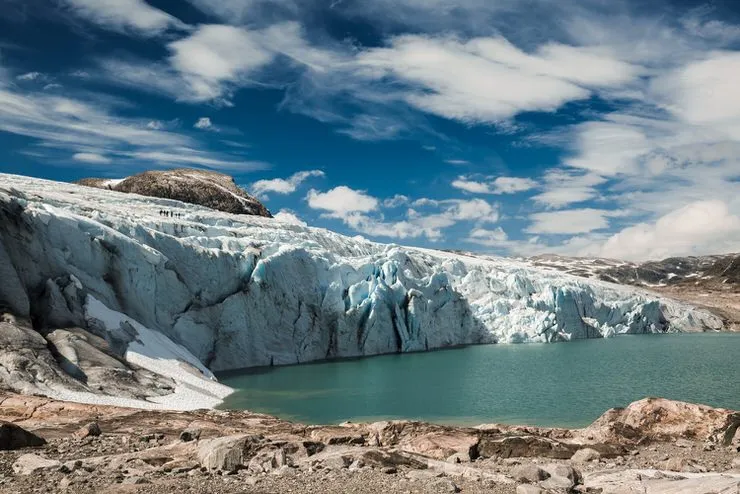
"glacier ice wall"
0,174,722,373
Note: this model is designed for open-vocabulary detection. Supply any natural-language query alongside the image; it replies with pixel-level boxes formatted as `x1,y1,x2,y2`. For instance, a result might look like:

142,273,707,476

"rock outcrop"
581,397,740,446
77,168,271,217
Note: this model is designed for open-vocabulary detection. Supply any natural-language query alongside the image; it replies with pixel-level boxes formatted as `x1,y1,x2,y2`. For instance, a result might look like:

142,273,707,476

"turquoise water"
217,333,740,428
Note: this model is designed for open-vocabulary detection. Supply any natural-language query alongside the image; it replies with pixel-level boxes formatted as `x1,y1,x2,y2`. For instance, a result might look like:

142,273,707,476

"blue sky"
1,0,740,260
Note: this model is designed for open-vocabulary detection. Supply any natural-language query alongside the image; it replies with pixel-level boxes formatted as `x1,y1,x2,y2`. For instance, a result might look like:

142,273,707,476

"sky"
1,0,740,261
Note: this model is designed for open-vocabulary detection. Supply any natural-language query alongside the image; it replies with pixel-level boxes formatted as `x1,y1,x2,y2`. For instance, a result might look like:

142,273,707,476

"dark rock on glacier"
77,168,271,217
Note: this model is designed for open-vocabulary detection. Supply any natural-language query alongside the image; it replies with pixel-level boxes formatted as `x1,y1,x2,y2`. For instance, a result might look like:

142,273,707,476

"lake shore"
1,393,738,493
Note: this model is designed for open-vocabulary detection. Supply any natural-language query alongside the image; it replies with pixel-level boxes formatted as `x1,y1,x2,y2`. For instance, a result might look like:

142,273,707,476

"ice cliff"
0,173,723,408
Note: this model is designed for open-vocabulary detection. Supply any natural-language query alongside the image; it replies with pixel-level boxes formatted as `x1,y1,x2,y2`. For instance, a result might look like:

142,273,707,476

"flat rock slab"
12,453,61,475
584,469,740,493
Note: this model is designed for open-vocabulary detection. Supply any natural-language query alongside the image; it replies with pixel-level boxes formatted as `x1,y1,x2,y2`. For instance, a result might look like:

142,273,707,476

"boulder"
197,434,264,472
73,422,101,439
478,434,577,459
511,464,550,483
541,473,576,491
545,464,581,484
0,422,46,450
516,486,544,494
661,457,702,473
179,428,201,442
401,431,480,461
582,397,740,446
359,449,427,470
12,453,61,475
570,447,601,463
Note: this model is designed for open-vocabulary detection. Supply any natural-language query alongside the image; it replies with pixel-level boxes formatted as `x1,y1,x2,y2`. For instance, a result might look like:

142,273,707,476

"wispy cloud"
452,176,537,195
0,60,266,172
59,0,189,36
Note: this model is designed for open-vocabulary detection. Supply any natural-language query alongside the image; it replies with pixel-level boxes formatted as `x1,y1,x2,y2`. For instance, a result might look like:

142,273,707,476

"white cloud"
451,179,490,194
581,200,740,261
466,227,508,247
383,194,410,208
194,117,214,130
72,152,111,164
61,0,187,36
451,176,537,195
356,34,638,123
651,52,740,134
445,159,469,165
491,177,538,194
532,169,606,208
128,150,268,171
526,208,626,235
101,21,336,104
251,170,324,198
306,186,379,216
273,209,308,227
305,185,499,240
16,72,42,81
565,121,650,176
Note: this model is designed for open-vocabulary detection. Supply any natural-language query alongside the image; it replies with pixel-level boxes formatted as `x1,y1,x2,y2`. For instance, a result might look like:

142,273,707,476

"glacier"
0,173,723,409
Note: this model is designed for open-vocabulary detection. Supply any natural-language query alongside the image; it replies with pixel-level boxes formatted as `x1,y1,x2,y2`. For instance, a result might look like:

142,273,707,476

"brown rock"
582,397,740,446
401,431,479,461
478,434,577,459
74,422,102,439
571,447,601,463
511,463,550,483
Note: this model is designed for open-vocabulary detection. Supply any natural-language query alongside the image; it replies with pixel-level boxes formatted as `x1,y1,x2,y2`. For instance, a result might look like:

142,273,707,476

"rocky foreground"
0,395,738,494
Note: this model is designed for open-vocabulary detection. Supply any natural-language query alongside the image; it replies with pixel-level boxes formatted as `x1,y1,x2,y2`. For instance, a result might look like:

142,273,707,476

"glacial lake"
217,333,740,428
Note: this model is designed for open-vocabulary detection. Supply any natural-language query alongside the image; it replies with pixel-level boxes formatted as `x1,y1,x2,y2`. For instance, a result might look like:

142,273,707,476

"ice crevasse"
0,173,722,379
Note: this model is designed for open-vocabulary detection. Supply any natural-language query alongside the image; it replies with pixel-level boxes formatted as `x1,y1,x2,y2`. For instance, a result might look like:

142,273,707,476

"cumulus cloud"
466,227,508,246
305,185,499,240
452,176,537,195
306,186,379,216
251,170,324,198
273,209,308,227
60,0,187,36
194,117,214,130
593,200,740,261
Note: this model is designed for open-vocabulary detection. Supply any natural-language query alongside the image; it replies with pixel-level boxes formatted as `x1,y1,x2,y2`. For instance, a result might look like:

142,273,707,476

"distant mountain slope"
526,253,740,288
78,168,271,217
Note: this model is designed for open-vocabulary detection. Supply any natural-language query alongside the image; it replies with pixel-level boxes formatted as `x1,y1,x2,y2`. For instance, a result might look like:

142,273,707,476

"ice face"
0,173,723,377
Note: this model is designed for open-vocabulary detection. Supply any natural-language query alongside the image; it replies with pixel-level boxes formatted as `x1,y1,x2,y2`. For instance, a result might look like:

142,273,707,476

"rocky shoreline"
0,394,738,493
